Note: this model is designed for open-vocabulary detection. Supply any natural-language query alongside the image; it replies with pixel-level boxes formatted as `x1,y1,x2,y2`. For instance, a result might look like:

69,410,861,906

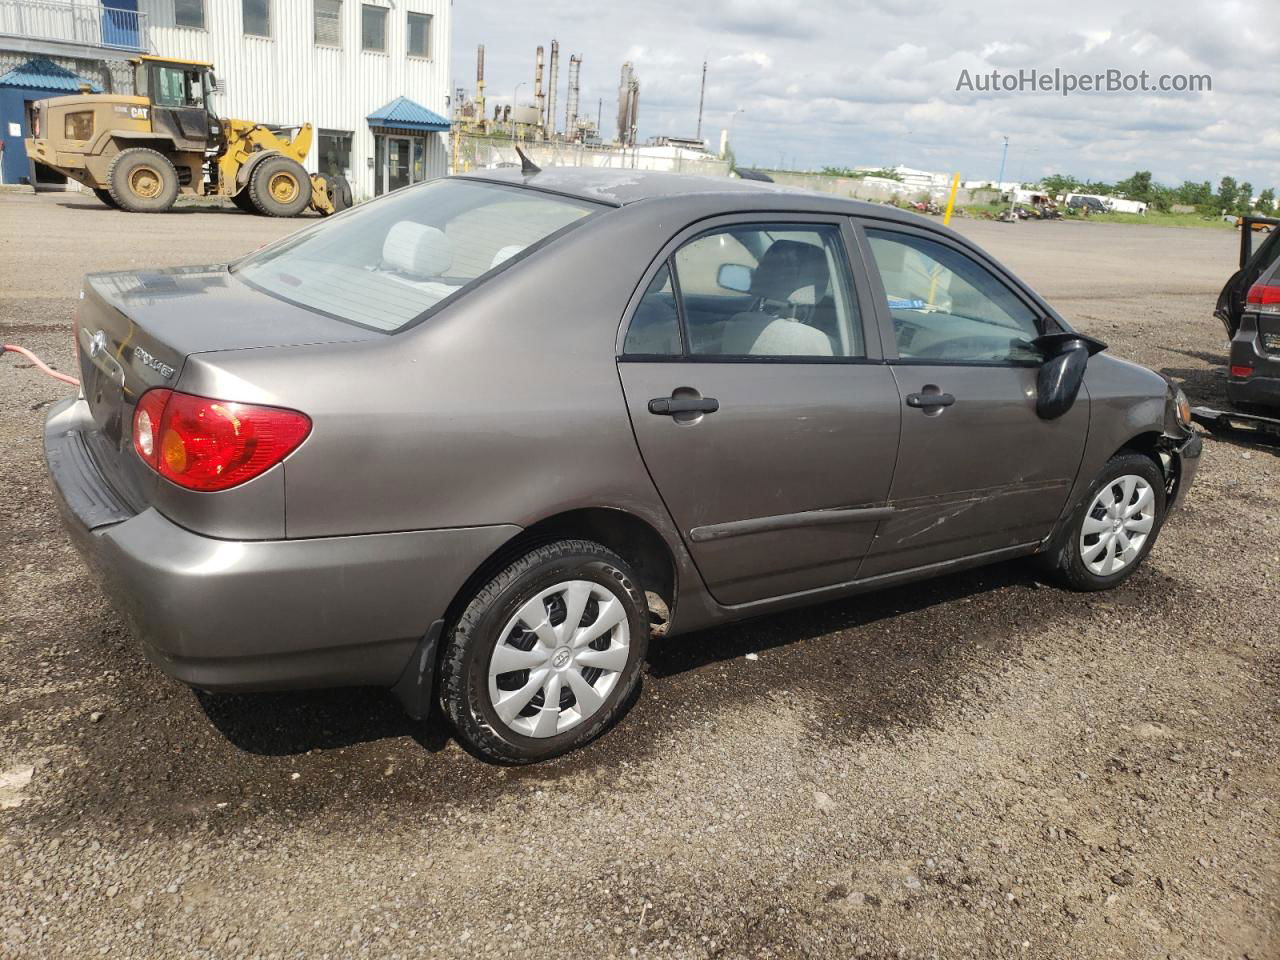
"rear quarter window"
235,179,599,332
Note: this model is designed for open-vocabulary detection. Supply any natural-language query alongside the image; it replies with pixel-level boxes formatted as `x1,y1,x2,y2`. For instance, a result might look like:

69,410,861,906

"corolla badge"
134,345,175,380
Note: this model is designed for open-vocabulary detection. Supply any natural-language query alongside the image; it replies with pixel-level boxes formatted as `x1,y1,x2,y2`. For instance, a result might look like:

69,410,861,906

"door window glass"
153,66,203,107
671,224,862,358
623,263,682,355
865,229,1042,364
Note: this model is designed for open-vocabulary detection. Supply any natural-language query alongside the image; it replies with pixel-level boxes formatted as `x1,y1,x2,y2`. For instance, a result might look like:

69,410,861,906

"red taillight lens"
1245,282,1280,313
132,389,310,492
1229,365,1253,379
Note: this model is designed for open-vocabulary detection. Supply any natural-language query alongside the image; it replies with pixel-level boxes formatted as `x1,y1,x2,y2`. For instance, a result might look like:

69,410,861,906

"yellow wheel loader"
23,56,352,216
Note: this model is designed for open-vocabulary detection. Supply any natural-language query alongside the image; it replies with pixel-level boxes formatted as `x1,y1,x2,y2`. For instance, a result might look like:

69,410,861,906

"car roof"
455,167,924,224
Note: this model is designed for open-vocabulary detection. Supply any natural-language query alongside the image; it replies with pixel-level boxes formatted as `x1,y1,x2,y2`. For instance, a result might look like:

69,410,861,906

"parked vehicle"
45,169,1201,763
24,56,347,216
1065,195,1108,215
1214,216,1280,410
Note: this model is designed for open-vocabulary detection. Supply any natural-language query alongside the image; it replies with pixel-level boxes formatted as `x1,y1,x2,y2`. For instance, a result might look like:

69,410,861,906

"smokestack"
696,60,707,142
628,80,640,147
617,62,632,146
546,39,559,137
566,54,581,140
476,44,486,126
534,46,545,130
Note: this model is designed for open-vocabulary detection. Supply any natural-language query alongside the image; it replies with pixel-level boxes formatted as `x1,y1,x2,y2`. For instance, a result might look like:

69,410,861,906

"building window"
174,0,205,28
314,0,341,45
243,0,270,36
361,4,387,52
406,11,431,58
318,129,352,179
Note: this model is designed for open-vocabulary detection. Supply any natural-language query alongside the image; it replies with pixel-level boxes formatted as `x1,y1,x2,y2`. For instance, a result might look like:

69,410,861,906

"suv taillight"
132,389,311,492
1245,281,1280,315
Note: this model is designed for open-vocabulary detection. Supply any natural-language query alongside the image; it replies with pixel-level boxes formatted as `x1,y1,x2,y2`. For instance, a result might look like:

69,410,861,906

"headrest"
490,244,525,269
751,240,829,304
383,221,452,278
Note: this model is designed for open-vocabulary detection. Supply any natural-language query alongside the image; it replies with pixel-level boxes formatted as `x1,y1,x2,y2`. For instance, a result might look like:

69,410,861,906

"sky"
451,0,1280,190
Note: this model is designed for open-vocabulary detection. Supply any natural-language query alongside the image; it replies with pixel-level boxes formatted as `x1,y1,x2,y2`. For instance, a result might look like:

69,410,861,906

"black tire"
247,155,312,217
230,189,259,214
440,540,649,764
106,147,179,213
92,188,119,209
1038,452,1167,592
315,173,352,215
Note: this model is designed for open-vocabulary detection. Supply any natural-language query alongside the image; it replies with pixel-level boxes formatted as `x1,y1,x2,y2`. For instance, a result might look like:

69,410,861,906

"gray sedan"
46,168,1201,763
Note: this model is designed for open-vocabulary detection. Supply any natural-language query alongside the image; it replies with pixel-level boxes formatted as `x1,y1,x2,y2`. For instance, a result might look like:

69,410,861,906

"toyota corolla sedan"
46,168,1201,764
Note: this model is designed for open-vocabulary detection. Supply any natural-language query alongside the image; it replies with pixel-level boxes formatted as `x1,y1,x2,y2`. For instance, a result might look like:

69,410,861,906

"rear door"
852,220,1089,577
616,215,902,606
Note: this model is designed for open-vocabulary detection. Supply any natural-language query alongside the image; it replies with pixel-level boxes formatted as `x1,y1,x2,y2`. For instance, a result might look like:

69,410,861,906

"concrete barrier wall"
454,137,732,178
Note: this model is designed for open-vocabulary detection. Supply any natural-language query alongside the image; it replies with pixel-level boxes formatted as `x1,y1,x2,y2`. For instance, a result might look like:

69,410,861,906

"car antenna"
514,146,541,176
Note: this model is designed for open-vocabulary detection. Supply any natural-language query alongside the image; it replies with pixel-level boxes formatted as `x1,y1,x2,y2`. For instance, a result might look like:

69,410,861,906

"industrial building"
0,0,451,198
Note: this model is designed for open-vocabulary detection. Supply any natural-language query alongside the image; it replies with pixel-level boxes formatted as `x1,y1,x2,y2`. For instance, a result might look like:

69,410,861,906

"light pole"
511,81,526,140
996,136,1009,192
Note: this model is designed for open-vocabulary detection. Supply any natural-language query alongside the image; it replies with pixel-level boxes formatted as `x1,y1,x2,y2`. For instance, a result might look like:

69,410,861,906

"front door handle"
648,395,720,416
905,391,956,409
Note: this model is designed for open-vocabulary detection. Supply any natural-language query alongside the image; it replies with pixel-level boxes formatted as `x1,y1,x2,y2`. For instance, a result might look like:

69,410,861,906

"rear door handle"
648,396,720,416
905,391,956,408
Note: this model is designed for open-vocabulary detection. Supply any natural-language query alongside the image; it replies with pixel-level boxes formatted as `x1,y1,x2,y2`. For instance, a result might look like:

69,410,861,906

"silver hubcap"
487,580,631,739
1080,474,1155,576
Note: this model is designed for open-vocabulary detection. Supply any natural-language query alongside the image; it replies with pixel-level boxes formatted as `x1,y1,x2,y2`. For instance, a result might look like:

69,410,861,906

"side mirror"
1034,332,1106,420
207,72,220,94
717,263,753,293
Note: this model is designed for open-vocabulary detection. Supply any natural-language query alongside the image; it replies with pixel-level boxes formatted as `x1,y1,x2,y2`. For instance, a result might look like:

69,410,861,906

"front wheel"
440,540,649,764
247,155,312,217
1040,452,1167,591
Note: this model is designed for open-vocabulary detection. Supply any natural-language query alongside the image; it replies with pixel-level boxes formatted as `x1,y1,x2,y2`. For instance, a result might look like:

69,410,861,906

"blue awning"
367,96,450,133
0,58,101,92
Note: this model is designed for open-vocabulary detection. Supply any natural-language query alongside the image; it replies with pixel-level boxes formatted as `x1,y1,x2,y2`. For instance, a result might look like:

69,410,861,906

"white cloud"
452,0,1280,187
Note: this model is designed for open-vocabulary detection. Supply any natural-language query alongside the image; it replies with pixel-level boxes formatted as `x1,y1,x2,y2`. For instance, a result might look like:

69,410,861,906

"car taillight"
132,389,311,492
1245,282,1280,315
1229,365,1253,379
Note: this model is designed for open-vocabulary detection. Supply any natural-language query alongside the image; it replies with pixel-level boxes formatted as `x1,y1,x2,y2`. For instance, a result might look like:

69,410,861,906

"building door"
386,136,412,193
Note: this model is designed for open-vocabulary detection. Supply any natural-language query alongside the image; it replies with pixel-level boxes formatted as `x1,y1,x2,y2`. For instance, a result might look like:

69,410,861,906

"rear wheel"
440,540,649,764
247,155,311,217
316,173,352,215
106,147,179,213
92,188,119,209
1039,452,1166,591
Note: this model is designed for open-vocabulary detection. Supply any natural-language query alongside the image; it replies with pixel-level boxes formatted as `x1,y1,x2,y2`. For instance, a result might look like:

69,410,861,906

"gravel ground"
1,191,1276,960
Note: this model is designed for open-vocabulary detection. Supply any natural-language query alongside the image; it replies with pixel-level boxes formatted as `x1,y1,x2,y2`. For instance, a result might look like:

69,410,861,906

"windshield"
236,179,599,332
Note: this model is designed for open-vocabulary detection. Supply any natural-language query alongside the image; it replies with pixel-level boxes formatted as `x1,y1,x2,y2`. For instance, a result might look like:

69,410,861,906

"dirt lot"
1,191,1276,960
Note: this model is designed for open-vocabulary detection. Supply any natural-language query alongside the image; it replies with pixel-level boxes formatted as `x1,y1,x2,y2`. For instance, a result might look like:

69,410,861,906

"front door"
854,221,1089,577
386,136,412,193
617,218,902,607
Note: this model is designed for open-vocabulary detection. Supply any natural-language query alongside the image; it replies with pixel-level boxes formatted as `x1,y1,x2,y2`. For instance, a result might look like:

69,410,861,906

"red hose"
3,344,80,387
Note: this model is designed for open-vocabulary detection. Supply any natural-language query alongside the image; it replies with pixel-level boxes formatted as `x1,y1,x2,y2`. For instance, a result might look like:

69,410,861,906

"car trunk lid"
75,264,378,510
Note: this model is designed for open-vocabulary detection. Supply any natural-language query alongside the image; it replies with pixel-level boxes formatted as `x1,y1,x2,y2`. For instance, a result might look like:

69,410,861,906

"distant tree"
1238,182,1254,214
1115,170,1154,203
1217,176,1238,213
1259,189,1276,215
1041,173,1079,196
1175,180,1214,208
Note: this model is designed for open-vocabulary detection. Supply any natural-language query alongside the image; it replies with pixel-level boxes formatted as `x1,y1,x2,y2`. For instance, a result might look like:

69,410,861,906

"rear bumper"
45,397,519,692
1226,374,1280,407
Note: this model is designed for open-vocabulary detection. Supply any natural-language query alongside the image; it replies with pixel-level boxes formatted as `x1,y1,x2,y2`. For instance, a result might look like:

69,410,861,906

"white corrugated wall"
139,0,451,199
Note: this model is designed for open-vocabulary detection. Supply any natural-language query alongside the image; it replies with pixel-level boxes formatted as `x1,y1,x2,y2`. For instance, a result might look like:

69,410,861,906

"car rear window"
235,179,599,332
